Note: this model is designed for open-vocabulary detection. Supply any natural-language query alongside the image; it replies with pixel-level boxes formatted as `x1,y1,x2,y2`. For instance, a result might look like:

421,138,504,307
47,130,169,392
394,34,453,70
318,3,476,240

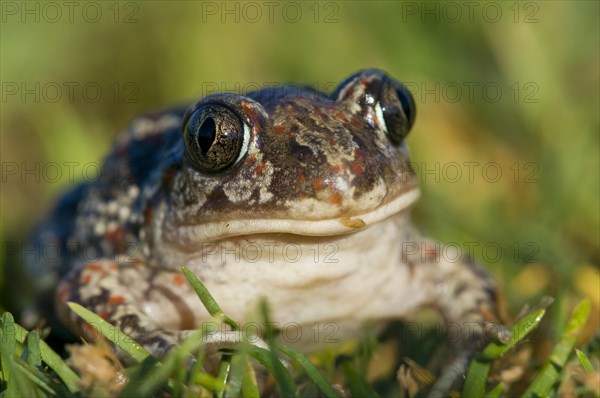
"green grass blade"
216,353,233,398
575,349,595,373
341,360,378,398
180,267,241,397
223,351,246,398
31,336,79,392
170,349,187,398
181,267,238,330
120,357,165,397
25,332,42,368
2,335,60,398
462,357,491,398
124,329,220,397
5,355,23,398
189,347,226,392
523,298,591,398
11,356,62,397
0,313,17,384
180,269,334,397
0,317,80,392
258,299,297,398
123,356,176,396
241,362,260,398
523,362,558,398
67,302,151,364
463,297,551,397
483,382,503,398
192,372,226,392
245,344,296,396
481,297,553,360
278,345,339,398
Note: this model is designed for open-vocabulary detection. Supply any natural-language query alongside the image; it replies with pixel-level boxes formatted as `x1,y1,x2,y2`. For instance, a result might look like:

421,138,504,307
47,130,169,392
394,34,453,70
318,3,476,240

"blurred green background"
1,1,598,334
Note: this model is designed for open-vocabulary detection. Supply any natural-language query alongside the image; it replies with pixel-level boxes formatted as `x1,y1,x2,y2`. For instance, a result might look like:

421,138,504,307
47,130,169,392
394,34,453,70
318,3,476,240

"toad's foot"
403,239,510,396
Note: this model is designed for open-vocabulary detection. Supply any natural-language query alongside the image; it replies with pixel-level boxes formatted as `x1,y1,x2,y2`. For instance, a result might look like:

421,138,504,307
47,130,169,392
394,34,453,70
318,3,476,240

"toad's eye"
377,79,416,145
394,83,416,131
183,104,250,173
333,70,416,146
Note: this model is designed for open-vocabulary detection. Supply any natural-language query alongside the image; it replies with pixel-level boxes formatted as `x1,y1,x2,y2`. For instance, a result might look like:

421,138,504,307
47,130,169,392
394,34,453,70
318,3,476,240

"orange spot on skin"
372,117,380,129
108,295,126,305
329,164,343,173
424,245,437,260
481,307,496,322
99,312,110,320
105,226,125,243
254,162,266,174
351,162,364,176
108,262,118,271
85,262,107,276
241,102,257,120
173,274,186,286
351,150,366,176
246,153,256,165
330,193,343,204
334,110,347,121
312,178,323,191
82,274,91,285
274,124,286,134
313,107,326,119
87,263,102,271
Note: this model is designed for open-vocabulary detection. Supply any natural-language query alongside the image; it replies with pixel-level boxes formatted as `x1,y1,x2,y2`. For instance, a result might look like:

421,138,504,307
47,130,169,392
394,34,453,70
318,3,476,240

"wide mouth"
165,189,420,245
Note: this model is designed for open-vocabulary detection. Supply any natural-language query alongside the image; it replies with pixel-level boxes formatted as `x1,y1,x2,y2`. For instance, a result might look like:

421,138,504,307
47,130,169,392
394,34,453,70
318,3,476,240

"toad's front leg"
56,259,209,358
403,239,510,396
404,238,509,347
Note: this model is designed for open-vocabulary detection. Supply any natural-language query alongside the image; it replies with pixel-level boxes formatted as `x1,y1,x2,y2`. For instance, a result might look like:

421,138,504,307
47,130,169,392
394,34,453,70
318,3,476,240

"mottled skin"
27,70,506,361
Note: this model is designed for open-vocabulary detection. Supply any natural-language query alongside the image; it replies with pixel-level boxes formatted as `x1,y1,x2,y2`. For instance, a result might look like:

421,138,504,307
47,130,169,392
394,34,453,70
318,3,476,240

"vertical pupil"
396,88,415,127
197,117,216,153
